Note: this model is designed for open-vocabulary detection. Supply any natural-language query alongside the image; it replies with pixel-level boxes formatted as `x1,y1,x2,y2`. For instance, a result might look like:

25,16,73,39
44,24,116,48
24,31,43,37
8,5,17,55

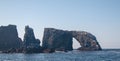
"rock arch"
71,31,102,50
42,28,102,52
72,38,81,49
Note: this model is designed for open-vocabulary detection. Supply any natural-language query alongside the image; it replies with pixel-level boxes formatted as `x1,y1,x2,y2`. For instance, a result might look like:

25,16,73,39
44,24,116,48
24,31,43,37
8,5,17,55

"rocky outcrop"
0,25,22,51
72,31,102,51
42,28,73,53
0,25,102,53
23,26,42,53
42,28,102,52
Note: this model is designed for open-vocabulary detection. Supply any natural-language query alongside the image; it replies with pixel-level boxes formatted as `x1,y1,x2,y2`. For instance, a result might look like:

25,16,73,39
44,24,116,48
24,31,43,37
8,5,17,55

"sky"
0,0,120,49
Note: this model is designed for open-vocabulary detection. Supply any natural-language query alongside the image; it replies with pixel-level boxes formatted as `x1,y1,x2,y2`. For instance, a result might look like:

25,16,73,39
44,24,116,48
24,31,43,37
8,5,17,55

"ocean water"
0,49,120,61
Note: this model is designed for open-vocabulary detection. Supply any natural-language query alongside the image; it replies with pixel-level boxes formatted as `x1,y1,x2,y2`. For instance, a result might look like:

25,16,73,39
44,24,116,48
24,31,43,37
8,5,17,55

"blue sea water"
0,49,120,61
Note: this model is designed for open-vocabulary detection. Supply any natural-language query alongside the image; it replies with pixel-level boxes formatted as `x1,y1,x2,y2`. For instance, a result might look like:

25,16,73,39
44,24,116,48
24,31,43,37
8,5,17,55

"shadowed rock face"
0,25,22,51
72,31,102,50
42,28,102,52
23,26,42,53
0,25,101,53
42,28,73,52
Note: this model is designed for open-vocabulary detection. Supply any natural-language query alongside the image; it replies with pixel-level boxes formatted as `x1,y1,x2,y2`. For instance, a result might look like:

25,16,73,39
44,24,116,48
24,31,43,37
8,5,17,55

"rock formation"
23,26,42,53
42,28,73,53
0,25,102,53
72,31,102,51
0,25,22,51
42,28,102,52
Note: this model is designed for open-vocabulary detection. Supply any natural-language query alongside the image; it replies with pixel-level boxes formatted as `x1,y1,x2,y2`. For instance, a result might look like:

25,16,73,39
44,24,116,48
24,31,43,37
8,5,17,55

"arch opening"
72,38,81,49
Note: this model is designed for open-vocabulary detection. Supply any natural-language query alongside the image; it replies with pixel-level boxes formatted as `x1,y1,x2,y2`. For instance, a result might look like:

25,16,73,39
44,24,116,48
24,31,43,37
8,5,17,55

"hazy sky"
0,0,120,49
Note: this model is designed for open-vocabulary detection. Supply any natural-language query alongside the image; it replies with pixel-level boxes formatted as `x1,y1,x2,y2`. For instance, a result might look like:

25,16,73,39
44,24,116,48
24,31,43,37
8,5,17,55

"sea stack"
42,28,73,53
23,26,42,53
0,25,22,51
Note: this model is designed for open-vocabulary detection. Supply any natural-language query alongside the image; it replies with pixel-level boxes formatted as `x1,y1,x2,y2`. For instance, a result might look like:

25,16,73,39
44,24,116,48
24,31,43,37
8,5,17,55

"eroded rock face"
42,28,73,52
0,25,101,53
72,31,102,51
23,26,42,53
0,25,22,51
42,28,102,52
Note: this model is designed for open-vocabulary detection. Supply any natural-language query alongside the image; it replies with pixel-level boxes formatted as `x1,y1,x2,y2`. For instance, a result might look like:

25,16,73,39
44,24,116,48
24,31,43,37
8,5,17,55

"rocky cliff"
72,31,102,50
42,28,102,52
0,25,22,51
42,28,73,52
0,25,102,53
23,26,42,53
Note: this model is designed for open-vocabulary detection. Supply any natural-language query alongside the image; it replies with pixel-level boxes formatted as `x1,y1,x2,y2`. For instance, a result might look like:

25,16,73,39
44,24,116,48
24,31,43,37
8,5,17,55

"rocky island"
0,25,22,51
0,25,102,53
42,28,102,53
